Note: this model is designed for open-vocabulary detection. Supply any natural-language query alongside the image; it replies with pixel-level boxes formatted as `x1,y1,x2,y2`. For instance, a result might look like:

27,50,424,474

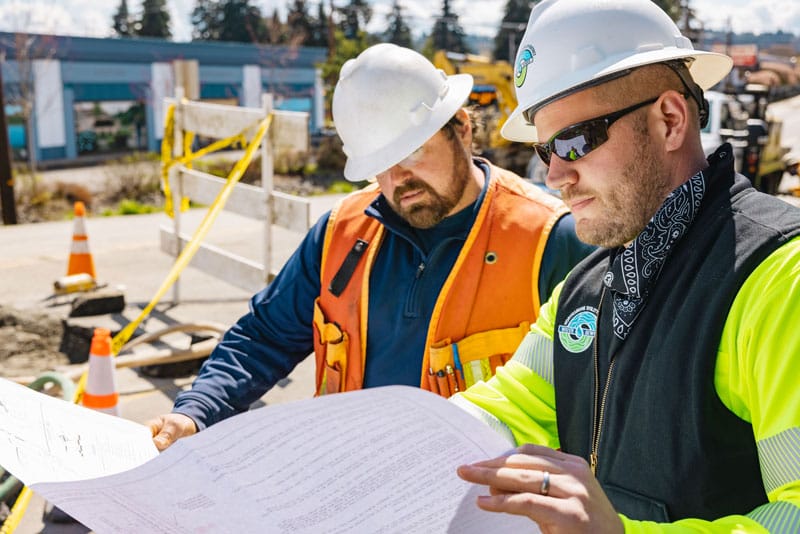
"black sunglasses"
531,97,659,166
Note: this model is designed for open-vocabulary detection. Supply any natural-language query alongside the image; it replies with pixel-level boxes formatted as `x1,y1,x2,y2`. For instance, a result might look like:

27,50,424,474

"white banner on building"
242,65,261,108
33,59,66,148
314,67,325,131
151,62,174,140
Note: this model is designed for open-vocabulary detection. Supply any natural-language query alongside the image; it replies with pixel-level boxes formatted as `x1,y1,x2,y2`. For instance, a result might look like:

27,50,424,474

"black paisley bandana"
604,171,706,340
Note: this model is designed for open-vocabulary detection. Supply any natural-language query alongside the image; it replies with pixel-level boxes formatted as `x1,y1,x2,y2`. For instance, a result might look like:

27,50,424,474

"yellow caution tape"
0,487,32,534
160,104,177,217
160,102,250,218
0,113,271,529
110,112,273,356
67,107,272,413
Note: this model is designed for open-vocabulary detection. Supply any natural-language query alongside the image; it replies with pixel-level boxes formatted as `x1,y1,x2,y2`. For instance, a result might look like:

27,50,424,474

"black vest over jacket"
553,148,800,521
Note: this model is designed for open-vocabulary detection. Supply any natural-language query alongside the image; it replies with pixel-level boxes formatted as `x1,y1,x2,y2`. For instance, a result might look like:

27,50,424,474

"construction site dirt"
0,305,69,380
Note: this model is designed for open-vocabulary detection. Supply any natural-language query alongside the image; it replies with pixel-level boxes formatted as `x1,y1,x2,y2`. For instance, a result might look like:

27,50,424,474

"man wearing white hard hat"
455,0,800,531
148,44,593,450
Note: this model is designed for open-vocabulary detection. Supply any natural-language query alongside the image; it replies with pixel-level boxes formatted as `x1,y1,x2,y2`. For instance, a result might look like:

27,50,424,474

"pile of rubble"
0,305,71,381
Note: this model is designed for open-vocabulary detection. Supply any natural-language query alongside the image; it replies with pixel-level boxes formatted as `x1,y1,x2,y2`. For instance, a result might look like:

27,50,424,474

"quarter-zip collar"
365,159,490,255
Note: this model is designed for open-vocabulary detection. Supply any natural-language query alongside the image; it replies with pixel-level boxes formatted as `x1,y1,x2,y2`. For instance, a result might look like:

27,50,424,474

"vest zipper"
590,351,615,476
590,285,614,476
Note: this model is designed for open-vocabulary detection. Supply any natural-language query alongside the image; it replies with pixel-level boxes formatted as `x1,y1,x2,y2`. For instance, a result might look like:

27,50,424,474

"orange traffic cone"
67,201,96,279
82,328,119,416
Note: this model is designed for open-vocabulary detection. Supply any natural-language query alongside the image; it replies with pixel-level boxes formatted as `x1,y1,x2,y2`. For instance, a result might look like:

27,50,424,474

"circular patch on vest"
485,251,498,264
557,306,598,353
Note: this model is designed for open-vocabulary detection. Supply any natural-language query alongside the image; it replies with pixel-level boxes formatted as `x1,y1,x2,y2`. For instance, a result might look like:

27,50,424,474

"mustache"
560,185,589,205
393,179,434,203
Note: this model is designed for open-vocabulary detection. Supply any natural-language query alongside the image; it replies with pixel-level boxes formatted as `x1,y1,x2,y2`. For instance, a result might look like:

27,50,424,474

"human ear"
454,108,471,140
655,90,690,153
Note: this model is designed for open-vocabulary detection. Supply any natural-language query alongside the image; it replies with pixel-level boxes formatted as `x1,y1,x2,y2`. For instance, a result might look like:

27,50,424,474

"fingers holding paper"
456,443,623,534
147,413,198,451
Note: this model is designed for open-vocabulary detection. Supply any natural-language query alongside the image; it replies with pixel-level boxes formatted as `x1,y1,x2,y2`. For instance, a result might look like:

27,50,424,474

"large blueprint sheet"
0,379,538,533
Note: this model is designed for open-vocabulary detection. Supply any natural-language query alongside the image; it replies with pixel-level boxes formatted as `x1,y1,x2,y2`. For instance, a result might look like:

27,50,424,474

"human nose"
544,154,578,192
377,163,412,187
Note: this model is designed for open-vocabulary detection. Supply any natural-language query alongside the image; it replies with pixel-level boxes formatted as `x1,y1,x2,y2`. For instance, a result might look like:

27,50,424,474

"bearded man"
148,44,592,450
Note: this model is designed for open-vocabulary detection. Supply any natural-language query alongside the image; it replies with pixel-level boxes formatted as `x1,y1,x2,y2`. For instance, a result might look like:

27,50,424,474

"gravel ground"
0,305,70,379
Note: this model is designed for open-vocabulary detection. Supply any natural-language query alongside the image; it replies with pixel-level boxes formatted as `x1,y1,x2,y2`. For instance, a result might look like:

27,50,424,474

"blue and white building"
0,32,327,163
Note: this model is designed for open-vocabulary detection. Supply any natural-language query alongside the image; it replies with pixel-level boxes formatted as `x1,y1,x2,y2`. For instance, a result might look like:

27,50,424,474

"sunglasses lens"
534,143,551,166
553,121,608,161
552,121,609,163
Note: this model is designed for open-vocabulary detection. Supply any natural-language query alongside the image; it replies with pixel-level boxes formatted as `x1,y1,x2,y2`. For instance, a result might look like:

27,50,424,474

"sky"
0,0,798,43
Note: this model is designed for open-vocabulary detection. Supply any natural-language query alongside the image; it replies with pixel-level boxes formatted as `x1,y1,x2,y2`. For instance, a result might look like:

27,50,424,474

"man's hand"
147,413,198,451
457,443,623,534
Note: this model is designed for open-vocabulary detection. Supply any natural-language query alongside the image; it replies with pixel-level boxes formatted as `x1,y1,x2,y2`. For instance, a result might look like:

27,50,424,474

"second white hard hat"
501,0,733,143
332,43,473,182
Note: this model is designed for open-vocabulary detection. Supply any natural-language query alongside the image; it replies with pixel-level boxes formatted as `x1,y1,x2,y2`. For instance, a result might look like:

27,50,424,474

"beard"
389,139,472,229
567,133,672,248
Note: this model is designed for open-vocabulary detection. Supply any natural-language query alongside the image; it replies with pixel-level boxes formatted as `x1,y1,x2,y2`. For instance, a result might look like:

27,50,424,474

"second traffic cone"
82,328,119,416
67,201,96,279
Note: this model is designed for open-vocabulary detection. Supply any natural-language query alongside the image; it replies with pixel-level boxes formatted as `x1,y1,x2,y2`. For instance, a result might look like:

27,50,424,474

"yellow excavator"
433,50,535,176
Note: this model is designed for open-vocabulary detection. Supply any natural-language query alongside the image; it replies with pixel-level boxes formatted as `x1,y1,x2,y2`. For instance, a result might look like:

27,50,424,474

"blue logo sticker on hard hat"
514,45,536,88
558,306,598,353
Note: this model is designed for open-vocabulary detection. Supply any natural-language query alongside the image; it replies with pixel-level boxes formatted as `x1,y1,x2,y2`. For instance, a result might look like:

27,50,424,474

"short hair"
441,107,483,156
593,62,702,128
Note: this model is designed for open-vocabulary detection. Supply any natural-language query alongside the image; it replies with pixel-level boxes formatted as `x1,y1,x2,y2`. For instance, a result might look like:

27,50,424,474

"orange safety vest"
312,161,568,397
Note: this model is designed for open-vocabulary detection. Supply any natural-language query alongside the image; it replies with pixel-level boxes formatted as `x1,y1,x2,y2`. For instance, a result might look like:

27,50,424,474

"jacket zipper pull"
416,262,426,278
590,452,598,476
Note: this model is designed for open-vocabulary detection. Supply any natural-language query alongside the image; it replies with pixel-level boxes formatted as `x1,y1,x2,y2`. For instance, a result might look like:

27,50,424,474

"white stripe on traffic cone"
82,328,119,416
67,201,96,279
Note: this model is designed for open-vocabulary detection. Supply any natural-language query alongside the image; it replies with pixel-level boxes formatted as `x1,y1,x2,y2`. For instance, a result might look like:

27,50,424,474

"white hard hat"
501,0,734,142
332,43,473,182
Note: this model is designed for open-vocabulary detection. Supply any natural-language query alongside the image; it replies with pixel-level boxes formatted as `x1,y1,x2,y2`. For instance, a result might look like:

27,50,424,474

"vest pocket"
604,483,670,522
429,322,530,390
323,336,349,394
313,298,350,394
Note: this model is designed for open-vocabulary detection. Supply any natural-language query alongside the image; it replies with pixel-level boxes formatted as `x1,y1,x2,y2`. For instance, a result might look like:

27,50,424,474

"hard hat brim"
501,50,733,143
343,73,474,182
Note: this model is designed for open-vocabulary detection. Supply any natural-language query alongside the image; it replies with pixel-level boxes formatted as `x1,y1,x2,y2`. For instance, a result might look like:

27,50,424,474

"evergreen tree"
286,0,314,46
319,30,371,120
191,0,216,41
654,0,682,21
428,0,469,53
307,2,330,48
136,0,171,38
337,0,372,40
112,0,133,37
493,0,535,62
221,0,268,42
383,0,412,48
267,8,288,45
191,0,268,43
675,0,702,46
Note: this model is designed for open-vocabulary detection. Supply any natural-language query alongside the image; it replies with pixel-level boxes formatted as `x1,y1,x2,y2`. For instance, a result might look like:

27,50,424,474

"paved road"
1,193,345,402
1,194,344,534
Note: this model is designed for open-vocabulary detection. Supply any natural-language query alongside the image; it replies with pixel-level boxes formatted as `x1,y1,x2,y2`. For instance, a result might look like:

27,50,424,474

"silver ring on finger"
540,470,550,496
